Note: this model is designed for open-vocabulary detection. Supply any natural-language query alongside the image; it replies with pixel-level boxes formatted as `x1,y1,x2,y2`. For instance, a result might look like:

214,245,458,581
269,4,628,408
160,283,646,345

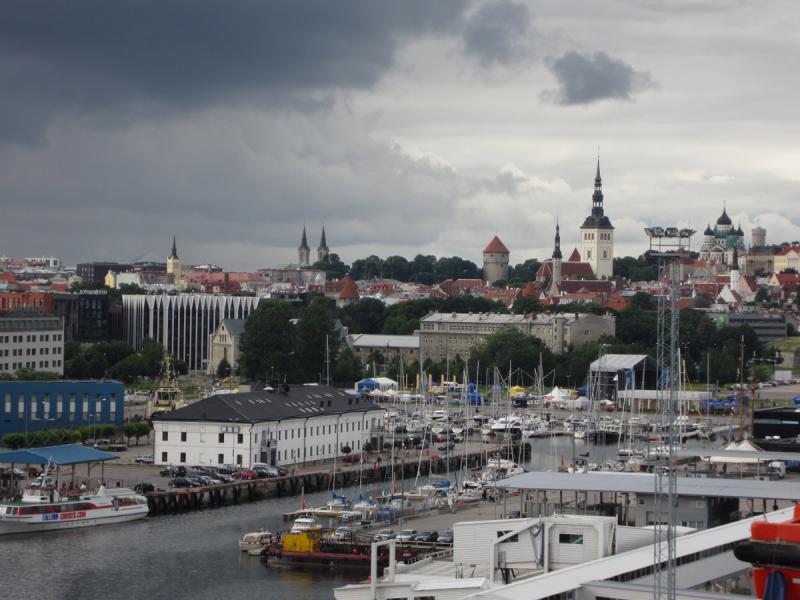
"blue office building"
0,380,124,437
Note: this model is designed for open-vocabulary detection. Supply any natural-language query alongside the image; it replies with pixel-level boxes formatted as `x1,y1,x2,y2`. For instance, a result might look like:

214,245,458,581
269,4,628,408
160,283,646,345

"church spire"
170,236,178,259
299,226,309,249
319,226,328,249
592,155,604,208
552,221,562,259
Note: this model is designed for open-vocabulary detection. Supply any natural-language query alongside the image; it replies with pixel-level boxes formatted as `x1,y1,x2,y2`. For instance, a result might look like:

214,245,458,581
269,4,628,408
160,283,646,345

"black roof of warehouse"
152,385,381,424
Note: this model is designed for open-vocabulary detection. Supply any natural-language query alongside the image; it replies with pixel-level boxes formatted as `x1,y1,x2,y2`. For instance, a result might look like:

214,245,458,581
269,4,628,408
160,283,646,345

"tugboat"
145,353,186,418
734,504,800,599
263,526,426,574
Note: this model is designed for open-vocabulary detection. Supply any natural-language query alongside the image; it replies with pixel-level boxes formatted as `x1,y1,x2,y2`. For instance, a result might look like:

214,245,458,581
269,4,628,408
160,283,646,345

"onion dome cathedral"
699,206,745,265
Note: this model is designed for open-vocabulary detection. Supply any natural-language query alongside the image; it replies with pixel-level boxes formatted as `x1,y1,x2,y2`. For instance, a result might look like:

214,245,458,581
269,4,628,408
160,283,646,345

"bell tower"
579,158,614,279
167,236,182,284
298,226,310,267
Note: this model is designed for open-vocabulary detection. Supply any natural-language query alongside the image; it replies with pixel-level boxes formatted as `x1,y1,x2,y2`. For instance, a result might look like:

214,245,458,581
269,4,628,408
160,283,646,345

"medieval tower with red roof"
482,235,509,285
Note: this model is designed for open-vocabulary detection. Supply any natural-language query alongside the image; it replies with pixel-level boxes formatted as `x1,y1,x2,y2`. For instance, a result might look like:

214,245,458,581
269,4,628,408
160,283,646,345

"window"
236,454,242,465
180,432,187,442
237,433,243,444
559,533,584,544
179,452,186,463
497,531,519,542
161,452,168,462
218,453,224,464
162,431,168,442
218,433,224,443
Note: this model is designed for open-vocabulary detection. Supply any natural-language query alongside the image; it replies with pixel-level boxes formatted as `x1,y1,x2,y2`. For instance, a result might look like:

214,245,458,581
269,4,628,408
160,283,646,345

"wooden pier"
145,447,525,516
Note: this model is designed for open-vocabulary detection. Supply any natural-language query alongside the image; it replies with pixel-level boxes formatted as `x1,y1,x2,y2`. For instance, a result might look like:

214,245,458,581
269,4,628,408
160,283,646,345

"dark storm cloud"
542,50,656,104
462,0,535,66
0,0,468,143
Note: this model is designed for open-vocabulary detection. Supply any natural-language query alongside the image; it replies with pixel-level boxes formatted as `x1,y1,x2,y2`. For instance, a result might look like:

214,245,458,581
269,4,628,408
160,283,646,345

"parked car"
274,466,288,476
341,453,363,463
160,465,187,477
168,477,194,488
231,469,258,480
437,441,456,452
134,455,154,464
396,529,418,543
333,526,356,540
412,530,439,543
252,467,276,479
133,482,163,494
437,530,454,545
504,510,521,520
373,529,395,542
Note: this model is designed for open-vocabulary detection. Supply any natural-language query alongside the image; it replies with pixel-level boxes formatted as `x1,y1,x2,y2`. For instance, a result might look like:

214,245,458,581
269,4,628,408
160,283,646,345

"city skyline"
2,1,799,270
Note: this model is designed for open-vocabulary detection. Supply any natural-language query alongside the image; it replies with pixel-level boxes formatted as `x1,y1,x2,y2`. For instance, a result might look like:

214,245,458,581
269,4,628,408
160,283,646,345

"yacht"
490,415,523,435
0,478,148,534
290,516,320,532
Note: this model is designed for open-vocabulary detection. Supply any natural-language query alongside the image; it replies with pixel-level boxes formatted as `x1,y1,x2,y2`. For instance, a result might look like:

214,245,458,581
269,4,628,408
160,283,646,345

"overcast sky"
2,0,799,270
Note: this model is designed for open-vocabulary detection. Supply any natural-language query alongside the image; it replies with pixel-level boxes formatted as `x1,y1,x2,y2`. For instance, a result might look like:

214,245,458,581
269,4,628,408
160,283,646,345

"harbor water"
2,435,716,600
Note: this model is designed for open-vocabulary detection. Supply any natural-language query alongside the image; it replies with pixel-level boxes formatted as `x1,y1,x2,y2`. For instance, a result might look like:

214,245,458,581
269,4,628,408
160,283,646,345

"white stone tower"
752,226,766,248
482,236,509,284
579,159,614,279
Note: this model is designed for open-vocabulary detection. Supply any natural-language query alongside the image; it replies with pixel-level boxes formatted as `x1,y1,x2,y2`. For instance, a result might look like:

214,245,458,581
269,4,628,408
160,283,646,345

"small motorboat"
239,530,274,554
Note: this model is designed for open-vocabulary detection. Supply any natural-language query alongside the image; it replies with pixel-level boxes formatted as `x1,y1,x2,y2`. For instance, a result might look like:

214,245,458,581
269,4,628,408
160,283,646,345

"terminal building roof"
153,385,381,424
0,444,118,465
492,470,800,500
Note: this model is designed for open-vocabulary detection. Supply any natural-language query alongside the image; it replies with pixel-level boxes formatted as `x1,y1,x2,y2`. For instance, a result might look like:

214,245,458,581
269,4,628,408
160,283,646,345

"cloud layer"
542,51,656,104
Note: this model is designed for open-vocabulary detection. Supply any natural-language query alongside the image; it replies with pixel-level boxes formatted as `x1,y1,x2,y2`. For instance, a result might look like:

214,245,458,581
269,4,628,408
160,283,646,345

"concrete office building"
0,314,64,376
122,294,261,372
417,311,616,363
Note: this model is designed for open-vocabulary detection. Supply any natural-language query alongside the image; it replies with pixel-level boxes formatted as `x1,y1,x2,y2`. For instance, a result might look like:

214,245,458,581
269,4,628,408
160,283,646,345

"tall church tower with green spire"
579,158,614,279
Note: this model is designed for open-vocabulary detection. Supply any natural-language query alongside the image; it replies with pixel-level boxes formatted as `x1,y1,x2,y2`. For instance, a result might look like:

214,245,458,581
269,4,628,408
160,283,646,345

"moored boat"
0,480,148,535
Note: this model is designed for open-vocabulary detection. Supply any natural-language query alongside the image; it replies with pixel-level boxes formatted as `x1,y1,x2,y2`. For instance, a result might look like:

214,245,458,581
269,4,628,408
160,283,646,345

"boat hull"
0,507,148,535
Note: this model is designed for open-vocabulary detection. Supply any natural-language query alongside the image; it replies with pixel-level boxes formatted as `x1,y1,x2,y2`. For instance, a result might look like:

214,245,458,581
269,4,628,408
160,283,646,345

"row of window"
583,232,612,241
3,346,62,357
160,440,365,467
162,422,376,444
0,333,63,343
0,360,62,371
3,394,117,418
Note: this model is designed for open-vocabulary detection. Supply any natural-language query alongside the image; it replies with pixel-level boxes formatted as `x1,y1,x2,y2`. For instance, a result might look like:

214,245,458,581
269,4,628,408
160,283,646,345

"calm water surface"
3,436,715,600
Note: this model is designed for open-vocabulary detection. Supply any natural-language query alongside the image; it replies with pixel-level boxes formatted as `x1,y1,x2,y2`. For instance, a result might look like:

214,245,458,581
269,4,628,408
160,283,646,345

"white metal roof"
469,506,795,600
349,334,419,349
589,354,650,372
677,448,800,462
492,470,800,500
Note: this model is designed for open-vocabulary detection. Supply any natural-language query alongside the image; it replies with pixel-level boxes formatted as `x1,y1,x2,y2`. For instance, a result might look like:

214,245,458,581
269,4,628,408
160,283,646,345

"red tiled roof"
559,280,612,294
775,246,800,256
603,298,629,311
567,248,581,262
537,261,594,278
773,273,800,285
0,272,15,283
339,276,360,301
483,235,509,254
521,281,538,297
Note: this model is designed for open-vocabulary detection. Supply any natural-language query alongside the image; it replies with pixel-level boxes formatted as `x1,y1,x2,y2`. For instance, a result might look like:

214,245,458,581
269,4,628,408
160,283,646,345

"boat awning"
0,444,119,465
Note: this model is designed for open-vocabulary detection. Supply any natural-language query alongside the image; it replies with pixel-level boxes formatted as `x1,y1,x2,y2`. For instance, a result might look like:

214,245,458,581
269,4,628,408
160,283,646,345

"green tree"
86,350,109,378
123,422,139,445
140,340,166,377
508,259,542,285
312,253,349,280
381,255,410,281
294,297,339,382
13,368,59,381
108,353,145,382
239,301,294,382
216,357,232,379
755,287,771,303
2,432,26,449
343,298,388,334
133,422,151,445
470,327,555,375
334,347,362,386
512,296,542,315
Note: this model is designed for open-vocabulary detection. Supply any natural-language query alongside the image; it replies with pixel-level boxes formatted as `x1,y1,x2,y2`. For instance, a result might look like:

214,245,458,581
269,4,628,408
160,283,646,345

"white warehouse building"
152,384,384,468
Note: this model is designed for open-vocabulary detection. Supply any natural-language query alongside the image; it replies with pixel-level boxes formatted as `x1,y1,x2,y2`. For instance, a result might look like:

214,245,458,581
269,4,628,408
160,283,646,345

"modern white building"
152,384,384,467
122,293,261,371
0,314,64,375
